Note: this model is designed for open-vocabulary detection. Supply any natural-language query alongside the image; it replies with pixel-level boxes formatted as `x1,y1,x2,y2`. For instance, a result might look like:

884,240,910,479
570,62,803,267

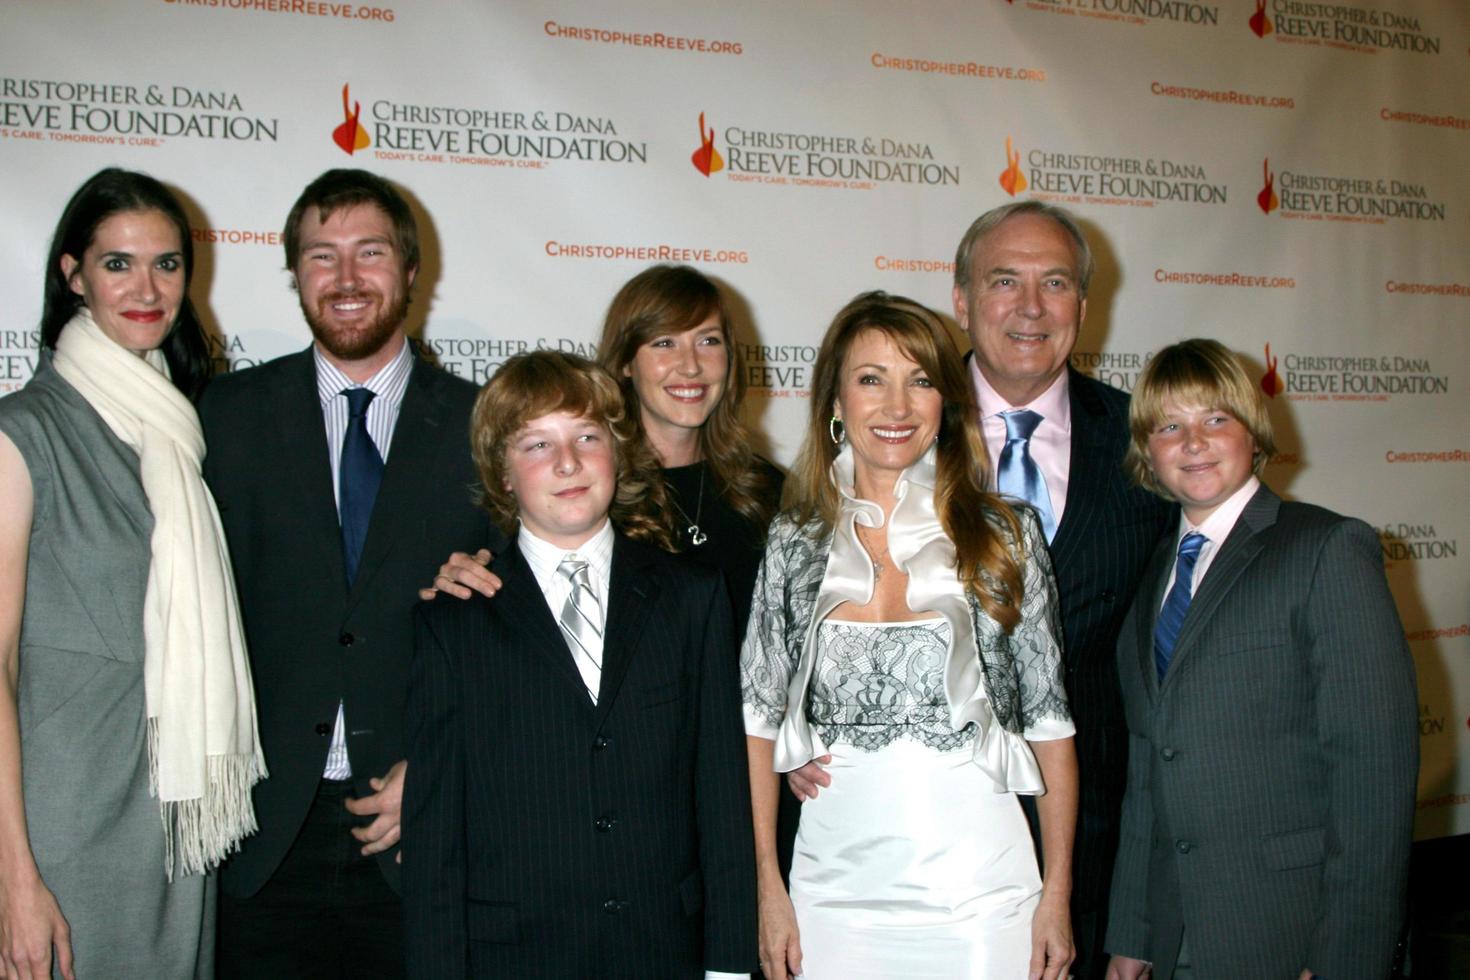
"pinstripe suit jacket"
1049,370,1175,734
403,532,757,979
1106,484,1418,979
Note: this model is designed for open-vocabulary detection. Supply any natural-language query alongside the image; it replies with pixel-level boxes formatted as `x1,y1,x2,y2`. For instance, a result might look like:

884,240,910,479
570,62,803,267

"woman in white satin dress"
742,292,1078,980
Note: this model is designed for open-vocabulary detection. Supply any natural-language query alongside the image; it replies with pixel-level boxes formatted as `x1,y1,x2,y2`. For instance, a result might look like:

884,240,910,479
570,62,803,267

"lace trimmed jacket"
740,446,1074,794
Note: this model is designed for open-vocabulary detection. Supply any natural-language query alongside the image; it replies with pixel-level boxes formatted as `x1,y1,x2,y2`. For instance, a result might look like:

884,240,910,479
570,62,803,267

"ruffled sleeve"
1010,507,1074,741
739,514,800,739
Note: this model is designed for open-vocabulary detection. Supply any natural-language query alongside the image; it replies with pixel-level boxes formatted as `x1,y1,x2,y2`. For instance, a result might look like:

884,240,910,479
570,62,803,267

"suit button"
594,815,616,833
338,632,355,647
1101,590,1116,603
593,736,610,751
1176,839,1193,854
315,722,331,736
602,898,624,915
1160,747,1176,761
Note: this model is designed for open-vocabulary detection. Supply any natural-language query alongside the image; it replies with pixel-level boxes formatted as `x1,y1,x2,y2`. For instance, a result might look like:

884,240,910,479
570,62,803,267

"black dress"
664,457,799,891
660,457,784,638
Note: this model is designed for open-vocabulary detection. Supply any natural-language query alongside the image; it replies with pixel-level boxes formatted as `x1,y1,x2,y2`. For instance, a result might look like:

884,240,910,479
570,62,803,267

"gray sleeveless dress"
0,354,213,979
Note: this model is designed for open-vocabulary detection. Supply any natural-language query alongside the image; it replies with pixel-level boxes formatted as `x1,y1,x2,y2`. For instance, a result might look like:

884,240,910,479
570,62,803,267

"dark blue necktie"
996,409,1056,542
1154,532,1207,683
339,387,383,584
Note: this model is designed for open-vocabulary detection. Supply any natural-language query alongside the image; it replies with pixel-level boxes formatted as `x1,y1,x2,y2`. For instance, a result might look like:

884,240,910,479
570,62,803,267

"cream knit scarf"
52,309,265,879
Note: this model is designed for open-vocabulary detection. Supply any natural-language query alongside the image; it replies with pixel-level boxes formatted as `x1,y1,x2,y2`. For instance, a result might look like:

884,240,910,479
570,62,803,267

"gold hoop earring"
828,416,845,445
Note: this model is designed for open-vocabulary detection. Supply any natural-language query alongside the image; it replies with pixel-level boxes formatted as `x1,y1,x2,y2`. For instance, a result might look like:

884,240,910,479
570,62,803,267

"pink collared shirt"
969,360,1072,527
1160,475,1261,605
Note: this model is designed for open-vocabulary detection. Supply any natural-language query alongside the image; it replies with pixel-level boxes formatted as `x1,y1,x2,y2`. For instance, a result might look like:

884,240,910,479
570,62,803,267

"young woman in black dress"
595,264,782,634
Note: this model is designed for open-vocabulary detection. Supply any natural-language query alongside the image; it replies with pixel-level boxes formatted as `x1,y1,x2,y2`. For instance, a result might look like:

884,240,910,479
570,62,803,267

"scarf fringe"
149,716,267,881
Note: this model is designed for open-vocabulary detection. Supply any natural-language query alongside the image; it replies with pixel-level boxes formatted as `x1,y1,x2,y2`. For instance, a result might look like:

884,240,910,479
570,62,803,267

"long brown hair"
597,264,778,537
471,350,674,550
786,291,1025,631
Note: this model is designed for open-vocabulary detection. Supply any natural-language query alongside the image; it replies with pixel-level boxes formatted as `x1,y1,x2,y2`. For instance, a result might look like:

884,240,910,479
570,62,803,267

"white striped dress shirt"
314,338,414,780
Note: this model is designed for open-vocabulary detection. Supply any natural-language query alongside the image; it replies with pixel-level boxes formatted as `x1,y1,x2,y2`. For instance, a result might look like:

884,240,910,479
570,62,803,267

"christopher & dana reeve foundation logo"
1248,0,1441,53
691,112,723,176
0,76,278,148
333,84,369,154
690,112,960,190
1013,0,1220,28
1257,342,1449,402
1255,156,1445,223
1002,136,1225,207
999,136,1027,196
329,83,648,169
1250,0,1273,37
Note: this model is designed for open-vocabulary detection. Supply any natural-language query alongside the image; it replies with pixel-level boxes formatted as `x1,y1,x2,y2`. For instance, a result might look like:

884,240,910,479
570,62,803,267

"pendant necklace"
858,525,889,582
672,465,708,546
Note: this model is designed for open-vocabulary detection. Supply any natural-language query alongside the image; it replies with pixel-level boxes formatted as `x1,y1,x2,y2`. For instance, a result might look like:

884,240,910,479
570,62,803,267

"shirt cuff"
743,702,780,740
1023,716,1076,742
705,972,750,980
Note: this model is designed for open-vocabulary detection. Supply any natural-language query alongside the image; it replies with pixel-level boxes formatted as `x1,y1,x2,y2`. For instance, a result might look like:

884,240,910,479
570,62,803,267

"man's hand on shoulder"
418,549,500,601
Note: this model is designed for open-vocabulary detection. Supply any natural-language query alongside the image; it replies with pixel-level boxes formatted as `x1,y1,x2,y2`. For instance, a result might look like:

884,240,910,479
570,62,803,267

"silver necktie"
558,557,603,702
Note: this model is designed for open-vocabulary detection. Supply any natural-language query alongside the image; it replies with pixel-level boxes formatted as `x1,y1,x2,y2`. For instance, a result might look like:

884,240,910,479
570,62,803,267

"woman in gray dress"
0,170,264,979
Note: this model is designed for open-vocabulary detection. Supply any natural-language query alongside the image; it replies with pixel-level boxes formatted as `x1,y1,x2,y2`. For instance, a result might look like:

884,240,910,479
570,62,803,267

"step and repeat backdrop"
2,0,1467,835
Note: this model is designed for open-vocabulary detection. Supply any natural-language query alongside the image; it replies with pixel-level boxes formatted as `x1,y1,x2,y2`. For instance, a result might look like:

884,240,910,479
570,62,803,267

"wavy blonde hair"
786,291,1026,631
1124,338,1277,498
471,350,674,550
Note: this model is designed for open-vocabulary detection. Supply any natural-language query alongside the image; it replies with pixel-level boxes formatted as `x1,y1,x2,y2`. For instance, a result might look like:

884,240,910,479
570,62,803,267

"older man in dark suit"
951,203,1174,978
789,203,1173,977
201,169,497,977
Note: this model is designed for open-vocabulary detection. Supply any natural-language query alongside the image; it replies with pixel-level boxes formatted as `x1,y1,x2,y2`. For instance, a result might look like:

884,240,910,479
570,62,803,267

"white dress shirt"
518,519,614,702
970,360,1072,527
314,338,414,780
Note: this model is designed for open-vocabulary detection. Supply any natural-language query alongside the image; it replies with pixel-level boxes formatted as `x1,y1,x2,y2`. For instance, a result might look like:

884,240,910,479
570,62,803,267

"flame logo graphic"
691,112,724,177
1261,343,1284,398
1249,0,1274,38
999,136,1027,197
332,84,369,156
1257,158,1279,214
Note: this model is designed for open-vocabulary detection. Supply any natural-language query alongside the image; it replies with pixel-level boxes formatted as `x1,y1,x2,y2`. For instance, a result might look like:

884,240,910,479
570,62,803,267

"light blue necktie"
338,387,383,584
1154,532,1207,683
996,409,1057,542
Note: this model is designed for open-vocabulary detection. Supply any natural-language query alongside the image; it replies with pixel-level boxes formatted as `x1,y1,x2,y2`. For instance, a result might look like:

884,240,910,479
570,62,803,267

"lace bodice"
808,619,977,752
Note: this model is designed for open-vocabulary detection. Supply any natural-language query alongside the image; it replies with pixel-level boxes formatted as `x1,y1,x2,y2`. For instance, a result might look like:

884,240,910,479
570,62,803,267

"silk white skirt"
789,738,1041,979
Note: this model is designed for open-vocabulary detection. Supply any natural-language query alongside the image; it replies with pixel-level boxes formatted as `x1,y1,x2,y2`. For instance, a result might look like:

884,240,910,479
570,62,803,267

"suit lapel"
1135,533,1175,700
594,535,657,728
1048,369,1111,566
346,355,450,612
494,544,597,703
1159,485,1280,694
275,348,349,591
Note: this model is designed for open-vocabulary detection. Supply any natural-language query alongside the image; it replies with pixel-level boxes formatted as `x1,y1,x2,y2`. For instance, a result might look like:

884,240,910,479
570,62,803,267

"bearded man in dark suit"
201,169,497,977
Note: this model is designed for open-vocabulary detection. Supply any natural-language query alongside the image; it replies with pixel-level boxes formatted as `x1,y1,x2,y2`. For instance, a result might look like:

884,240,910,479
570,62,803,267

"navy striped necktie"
339,387,383,584
1154,532,1207,683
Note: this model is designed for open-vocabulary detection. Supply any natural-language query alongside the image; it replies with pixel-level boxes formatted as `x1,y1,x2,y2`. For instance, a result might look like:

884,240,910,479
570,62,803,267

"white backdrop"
3,0,1467,837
